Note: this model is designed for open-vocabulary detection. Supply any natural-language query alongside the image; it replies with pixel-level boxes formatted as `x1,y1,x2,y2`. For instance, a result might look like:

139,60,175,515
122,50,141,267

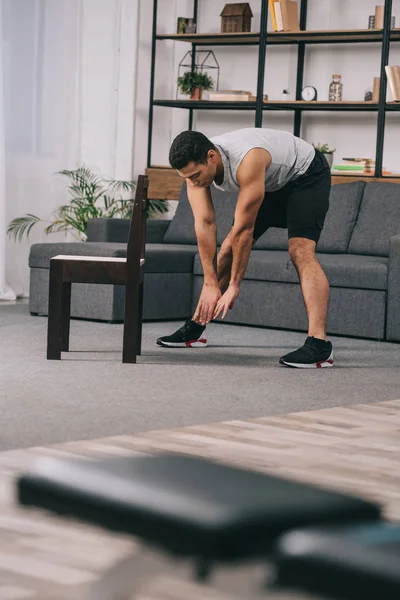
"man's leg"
279,150,333,368
288,237,329,341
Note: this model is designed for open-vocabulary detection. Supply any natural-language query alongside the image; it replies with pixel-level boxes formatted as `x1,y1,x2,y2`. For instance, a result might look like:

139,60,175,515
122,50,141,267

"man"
157,127,333,368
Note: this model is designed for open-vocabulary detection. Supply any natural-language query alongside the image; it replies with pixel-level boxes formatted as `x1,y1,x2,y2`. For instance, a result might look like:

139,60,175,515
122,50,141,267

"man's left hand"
213,284,240,320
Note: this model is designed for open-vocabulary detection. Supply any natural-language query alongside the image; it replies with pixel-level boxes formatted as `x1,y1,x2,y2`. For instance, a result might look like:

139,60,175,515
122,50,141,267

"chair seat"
274,522,400,600
17,454,380,563
50,255,144,285
53,254,144,266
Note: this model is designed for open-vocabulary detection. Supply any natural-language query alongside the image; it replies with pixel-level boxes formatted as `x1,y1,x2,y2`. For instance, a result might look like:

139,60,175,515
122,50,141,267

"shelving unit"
147,0,399,179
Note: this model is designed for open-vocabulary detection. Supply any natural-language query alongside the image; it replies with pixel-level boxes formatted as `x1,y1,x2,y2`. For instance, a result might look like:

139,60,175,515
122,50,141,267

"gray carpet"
1,302,399,452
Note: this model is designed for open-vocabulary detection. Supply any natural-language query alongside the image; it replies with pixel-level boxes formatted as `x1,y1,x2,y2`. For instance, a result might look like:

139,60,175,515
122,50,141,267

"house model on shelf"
220,3,253,33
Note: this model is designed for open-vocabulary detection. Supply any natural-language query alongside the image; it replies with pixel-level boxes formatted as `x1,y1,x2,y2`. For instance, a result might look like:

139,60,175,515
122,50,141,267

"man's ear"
208,149,217,162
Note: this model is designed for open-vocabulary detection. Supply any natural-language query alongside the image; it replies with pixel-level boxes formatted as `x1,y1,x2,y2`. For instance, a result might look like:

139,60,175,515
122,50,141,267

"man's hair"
169,130,216,170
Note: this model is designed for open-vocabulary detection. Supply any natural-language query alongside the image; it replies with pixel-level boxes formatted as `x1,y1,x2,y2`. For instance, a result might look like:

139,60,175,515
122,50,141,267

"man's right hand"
193,283,222,326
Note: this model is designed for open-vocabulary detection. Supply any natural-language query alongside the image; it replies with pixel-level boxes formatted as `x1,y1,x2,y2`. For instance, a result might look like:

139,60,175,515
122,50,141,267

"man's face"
177,151,217,188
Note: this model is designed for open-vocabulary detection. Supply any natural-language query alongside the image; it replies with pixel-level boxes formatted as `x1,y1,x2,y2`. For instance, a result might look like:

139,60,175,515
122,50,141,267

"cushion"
17,454,381,562
163,183,237,246
317,181,365,253
193,250,298,284
29,242,197,273
194,251,387,290
252,227,289,251
29,242,127,269
141,244,198,273
348,183,400,256
317,254,388,290
275,523,400,600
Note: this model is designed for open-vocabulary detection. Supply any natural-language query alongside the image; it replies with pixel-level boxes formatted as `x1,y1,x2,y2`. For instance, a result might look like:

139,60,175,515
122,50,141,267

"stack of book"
385,66,400,101
268,0,300,32
331,158,375,175
331,159,393,176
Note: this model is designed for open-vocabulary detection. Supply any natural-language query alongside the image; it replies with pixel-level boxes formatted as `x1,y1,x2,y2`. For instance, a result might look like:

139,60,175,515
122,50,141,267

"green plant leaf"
7,214,41,242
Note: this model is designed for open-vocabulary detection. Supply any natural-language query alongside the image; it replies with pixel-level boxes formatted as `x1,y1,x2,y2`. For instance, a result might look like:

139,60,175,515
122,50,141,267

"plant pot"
190,87,203,100
323,152,334,169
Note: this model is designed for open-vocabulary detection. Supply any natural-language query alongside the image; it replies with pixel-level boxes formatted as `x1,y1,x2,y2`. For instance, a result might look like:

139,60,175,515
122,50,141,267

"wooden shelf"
154,99,381,111
157,28,400,46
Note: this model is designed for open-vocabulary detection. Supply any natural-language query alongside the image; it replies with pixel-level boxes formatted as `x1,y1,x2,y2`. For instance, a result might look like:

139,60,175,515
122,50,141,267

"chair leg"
122,284,139,364
61,282,71,352
47,261,64,360
136,282,144,355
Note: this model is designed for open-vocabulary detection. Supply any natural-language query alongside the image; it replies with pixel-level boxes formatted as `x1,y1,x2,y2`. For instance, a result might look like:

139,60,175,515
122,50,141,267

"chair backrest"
126,174,149,283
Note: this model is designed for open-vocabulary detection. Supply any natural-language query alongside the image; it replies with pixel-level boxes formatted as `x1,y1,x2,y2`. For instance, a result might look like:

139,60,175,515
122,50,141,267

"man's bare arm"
187,183,218,286
186,182,222,324
229,148,271,287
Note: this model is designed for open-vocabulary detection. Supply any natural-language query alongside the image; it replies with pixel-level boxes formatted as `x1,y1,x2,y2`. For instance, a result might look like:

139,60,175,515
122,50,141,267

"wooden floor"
0,399,399,599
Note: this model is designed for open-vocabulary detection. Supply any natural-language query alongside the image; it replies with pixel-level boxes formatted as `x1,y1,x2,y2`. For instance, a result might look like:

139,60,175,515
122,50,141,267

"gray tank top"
210,128,315,193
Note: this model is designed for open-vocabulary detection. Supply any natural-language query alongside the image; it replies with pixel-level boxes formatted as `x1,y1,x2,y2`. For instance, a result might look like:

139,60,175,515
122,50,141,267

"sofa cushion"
317,181,365,253
348,183,400,257
141,244,198,273
317,254,388,290
163,183,237,246
29,242,197,273
194,250,387,290
252,227,289,251
29,242,126,268
194,250,298,284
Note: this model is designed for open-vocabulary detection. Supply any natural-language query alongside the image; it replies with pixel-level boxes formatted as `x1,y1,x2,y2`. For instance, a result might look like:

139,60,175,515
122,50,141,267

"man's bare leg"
288,238,329,340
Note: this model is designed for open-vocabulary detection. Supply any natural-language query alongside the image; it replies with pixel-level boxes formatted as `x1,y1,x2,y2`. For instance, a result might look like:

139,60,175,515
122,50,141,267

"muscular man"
157,127,333,368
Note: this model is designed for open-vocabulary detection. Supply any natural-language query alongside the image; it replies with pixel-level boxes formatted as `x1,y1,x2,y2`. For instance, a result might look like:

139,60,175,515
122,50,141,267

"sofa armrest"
146,219,170,243
86,218,131,243
386,234,400,341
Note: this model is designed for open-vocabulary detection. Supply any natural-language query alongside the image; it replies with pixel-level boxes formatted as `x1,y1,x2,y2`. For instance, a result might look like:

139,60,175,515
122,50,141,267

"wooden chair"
46,174,149,364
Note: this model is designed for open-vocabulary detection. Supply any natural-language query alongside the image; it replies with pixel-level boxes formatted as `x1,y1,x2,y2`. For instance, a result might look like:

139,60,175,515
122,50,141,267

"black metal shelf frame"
147,0,398,177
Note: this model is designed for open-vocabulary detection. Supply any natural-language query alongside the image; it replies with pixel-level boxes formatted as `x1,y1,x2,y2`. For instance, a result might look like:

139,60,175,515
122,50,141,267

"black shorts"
252,149,331,244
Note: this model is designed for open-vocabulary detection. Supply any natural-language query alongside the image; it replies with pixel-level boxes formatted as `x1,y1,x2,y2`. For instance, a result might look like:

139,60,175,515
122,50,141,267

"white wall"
3,0,140,296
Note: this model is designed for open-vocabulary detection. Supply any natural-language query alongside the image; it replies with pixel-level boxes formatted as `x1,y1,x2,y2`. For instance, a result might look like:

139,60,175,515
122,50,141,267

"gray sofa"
29,180,400,341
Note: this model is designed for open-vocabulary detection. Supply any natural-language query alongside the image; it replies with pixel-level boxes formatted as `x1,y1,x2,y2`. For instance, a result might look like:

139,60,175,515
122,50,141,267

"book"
274,2,284,31
333,165,365,171
268,0,278,31
385,65,400,101
279,0,300,31
374,5,384,29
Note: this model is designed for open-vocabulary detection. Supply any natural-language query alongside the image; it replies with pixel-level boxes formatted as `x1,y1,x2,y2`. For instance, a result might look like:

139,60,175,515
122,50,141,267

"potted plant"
7,167,169,242
177,70,214,100
312,143,336,169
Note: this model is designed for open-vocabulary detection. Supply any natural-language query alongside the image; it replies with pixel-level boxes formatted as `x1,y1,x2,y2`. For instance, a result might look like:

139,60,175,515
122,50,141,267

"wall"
3,0,140,296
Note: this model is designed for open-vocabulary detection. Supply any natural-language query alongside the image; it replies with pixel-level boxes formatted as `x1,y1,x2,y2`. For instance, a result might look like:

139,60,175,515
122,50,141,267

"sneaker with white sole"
279,336,333,368
156,319,207,348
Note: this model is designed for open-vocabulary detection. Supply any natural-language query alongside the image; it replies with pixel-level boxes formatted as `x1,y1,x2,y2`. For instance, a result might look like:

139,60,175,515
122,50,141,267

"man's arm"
187,183,221,324
229,148,271,286
187,183,218,286
213,148,270,320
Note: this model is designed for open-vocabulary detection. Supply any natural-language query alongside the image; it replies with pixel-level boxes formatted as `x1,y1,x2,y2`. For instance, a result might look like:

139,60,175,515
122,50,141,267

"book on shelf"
269,0,300,32
332,158,375,174
385,65,400,101
208,90,268,101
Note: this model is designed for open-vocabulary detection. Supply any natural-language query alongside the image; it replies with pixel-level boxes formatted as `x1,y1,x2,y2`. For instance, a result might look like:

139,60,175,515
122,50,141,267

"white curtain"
0,0,81,299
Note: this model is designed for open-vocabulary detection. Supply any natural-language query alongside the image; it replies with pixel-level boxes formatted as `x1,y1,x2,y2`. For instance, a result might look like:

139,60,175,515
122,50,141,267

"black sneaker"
279,336,333,368
156,319,207,348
